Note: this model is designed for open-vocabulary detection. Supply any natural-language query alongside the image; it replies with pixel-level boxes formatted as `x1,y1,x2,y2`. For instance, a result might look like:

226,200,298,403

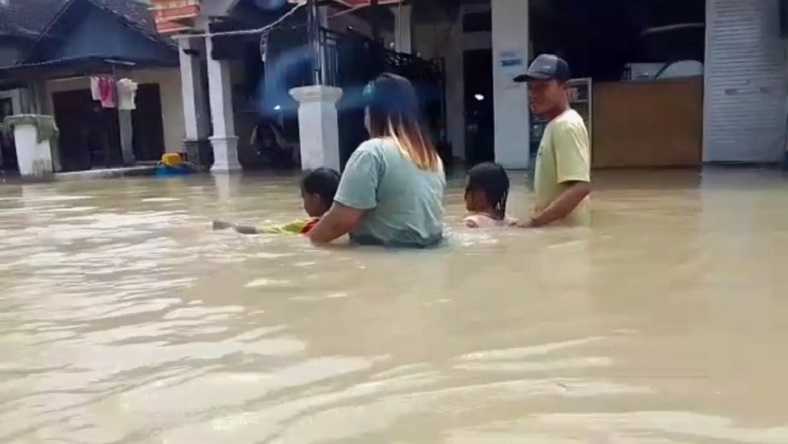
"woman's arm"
307,203,364,244
307,142,381,245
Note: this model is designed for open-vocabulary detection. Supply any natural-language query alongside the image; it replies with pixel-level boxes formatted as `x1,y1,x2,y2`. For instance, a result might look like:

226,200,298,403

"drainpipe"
306,0,323,85
370,0,380,41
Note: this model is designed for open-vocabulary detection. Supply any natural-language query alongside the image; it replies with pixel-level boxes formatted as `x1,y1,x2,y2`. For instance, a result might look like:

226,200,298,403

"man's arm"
523,119,591,227
525,181,590,227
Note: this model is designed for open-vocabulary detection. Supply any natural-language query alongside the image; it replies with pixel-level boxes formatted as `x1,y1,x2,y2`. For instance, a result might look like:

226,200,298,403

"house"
161,0,787,173
0,0,183,173
154,0,431,173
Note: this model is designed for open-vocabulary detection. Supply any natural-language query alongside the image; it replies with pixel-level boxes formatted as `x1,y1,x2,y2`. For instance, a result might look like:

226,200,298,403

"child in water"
213,167,340,235
463,162,516,228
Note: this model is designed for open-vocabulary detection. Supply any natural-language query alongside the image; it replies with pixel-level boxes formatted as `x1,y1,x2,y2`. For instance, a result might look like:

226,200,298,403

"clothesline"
89,76,138,110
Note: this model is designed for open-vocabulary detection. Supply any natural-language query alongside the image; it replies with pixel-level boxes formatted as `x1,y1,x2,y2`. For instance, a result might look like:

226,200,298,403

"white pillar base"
289,85,343,171
206,35,241,173
210,136,242,173
13,122,54,179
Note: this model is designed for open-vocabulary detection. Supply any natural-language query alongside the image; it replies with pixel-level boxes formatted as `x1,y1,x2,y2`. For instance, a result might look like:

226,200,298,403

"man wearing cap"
513,54,591,227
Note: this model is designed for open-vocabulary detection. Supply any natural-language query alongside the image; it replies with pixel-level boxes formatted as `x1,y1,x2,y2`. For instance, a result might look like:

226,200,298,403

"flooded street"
1,169,788,443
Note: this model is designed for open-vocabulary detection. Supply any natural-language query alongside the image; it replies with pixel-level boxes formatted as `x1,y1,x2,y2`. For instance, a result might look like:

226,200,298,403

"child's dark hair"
466,162,510,220
301,167,341,204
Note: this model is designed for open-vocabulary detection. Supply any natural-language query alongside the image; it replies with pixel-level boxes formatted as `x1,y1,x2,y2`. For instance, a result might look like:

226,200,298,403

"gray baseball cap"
513,54,571,82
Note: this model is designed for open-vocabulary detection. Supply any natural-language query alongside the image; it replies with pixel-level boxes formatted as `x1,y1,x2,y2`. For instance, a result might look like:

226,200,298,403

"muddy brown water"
1,169,787,443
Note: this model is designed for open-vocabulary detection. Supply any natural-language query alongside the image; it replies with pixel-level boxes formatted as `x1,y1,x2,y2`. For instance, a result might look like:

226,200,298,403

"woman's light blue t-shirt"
334,137,445,248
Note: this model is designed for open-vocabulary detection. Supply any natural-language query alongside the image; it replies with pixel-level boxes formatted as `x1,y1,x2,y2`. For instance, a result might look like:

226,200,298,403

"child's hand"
213,220,234,230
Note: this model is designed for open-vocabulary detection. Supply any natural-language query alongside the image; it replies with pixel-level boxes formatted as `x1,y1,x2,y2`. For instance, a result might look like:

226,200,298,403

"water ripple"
1,172,788,443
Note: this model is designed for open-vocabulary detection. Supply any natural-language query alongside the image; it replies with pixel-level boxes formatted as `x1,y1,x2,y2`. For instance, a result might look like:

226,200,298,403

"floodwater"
1,169,787,444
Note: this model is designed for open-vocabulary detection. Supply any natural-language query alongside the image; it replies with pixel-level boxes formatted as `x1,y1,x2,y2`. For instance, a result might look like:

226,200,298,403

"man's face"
527,79,565,116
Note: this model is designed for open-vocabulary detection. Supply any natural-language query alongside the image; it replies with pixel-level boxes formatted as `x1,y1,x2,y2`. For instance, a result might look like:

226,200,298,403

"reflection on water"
1,169,787,443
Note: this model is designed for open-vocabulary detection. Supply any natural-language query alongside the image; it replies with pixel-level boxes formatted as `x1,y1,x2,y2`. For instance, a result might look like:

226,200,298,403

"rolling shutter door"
704,0,787,162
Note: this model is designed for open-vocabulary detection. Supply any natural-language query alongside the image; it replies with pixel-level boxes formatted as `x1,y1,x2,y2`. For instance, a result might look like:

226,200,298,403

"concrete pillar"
289,85,343,171
11,115,54,179
30,81,62,172
118,110,135,165
205,35,241,173
179,36,212,166
491,0,530,169
393,4,412,53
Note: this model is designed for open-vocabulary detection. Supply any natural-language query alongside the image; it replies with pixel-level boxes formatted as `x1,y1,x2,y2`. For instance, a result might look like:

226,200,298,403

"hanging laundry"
117,78,138,110
97,77,116,109
90,76,102,101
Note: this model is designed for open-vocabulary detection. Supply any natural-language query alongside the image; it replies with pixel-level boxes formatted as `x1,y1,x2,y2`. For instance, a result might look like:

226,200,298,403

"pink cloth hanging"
97,77,116,109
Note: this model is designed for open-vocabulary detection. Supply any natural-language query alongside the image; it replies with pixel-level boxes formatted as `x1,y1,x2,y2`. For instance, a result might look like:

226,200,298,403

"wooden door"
52,89,121,171
131,84,166,162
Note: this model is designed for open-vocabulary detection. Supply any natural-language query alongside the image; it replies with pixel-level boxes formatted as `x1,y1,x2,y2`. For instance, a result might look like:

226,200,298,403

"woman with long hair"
308,73,446,247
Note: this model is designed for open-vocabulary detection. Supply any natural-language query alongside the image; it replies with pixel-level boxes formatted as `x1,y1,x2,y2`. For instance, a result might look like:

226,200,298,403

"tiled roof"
87,0,169,45
0,0,66,39
0,0,169,45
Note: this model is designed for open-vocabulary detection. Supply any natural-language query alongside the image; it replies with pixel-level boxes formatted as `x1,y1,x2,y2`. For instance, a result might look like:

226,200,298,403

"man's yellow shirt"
533,109,591,226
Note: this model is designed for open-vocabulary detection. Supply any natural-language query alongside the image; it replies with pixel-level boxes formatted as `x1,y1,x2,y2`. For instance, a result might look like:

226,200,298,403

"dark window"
463,11,491,33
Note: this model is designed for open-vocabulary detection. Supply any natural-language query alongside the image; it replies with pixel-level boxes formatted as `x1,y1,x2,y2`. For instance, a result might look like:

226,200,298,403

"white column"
491,0,530,169
31,81,62,172
12,116,54,179
179,37,211,147
393,4,412,53
179,36,212,167
289,85,343,171
205,36,241,173
118,110,135,165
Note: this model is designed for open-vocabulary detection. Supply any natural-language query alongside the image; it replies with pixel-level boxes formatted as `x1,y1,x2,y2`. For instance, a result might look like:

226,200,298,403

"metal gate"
264,26,447,168
704,0,787,162
320,28,447,168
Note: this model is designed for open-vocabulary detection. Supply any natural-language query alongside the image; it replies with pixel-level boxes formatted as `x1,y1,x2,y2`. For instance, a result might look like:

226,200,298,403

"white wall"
491,0,530,169
45,68,185,154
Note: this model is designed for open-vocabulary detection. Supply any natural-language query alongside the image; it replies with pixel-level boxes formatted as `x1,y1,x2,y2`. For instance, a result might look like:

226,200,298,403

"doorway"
131,84,166,162
53,89,121,171
463,49,494,167
0,89,21,172
52,84,167,171
0,97,17,172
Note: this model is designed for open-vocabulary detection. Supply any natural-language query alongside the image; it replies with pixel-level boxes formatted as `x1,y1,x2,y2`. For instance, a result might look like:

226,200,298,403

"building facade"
162,0,788,173
703,0,786,163
0,0,182,173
